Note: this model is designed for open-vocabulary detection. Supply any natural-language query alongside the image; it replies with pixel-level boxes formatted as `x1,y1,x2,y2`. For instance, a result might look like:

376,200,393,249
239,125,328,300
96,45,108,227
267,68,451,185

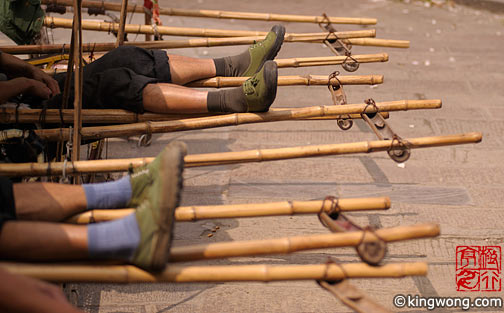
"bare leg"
167,54,216,85
0,221,88,260
142,83,209,113
13,183,87,222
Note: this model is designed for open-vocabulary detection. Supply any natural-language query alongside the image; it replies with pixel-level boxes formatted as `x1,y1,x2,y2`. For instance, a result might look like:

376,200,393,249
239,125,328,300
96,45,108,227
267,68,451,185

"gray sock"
87,213,140,260
213,50,251,77
207,87,247,113
83,176,132,209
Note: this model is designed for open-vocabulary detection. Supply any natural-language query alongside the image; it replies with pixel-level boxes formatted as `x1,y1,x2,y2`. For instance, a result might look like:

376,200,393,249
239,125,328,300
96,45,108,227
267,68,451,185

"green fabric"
0,0,45,45
242,30,279,77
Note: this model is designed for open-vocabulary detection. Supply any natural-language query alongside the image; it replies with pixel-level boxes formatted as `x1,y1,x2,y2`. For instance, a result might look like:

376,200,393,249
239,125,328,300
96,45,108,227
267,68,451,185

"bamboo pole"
43,17,376,39
0,132,482,177
275,53,389,68
67,196,391,224
0,36,408,55
41,0,378,25
0,108,390,124
184,132,482,167
187,74,383,88
0,262,427,283
170,224,439,262
342,38,410,49
115,0,128,47
144,7,151,42
32,100,439,142
71,0,83,183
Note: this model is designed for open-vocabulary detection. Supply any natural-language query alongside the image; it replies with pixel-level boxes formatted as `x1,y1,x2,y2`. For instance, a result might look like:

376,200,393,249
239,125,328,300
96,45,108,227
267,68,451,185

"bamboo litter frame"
0,36,408,55
0,108,390,124
0,261,427,283
67,196,391,224
169,223,439,262
44,17,377,39
0,132,482,177
38,53,390,75
42,0,378,25
31,100,439,141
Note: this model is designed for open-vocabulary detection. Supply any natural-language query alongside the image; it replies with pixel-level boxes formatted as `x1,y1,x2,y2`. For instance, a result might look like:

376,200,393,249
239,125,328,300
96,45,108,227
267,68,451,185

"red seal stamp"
456,246,501,292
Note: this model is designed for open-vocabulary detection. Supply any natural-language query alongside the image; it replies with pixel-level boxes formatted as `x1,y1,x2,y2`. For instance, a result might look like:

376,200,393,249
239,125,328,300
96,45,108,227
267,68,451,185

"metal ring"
355,227,387,266
387,135,411,163
137,134,152,147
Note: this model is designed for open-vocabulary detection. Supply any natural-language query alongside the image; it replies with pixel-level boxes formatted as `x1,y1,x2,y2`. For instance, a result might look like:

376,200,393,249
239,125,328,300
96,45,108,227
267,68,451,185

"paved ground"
2,0,504,311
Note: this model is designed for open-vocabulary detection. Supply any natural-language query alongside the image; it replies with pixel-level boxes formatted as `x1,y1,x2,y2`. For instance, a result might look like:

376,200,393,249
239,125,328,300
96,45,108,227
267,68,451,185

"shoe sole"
256,25,286,75
150,141,187,271
261,60,278,112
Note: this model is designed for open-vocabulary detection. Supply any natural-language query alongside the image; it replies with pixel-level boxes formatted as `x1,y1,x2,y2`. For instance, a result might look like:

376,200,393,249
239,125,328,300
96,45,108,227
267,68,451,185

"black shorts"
52,46,172,113
0,177,16,231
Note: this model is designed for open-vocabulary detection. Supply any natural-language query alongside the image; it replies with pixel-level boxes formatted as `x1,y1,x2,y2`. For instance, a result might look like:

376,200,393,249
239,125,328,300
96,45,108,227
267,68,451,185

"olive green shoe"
242,24,285,77
131,141,186,272
218,24,285,77
127,142,187,208
243,60,278,112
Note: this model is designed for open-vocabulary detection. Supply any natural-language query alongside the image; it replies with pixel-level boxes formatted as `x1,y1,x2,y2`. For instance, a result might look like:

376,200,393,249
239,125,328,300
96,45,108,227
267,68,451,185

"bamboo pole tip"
381,53,389,62
403,262,428,276
383,196,391,209
465,132,483,143
373,75,384,84
370,29,377,37
421,223,441,237
363,18,378,25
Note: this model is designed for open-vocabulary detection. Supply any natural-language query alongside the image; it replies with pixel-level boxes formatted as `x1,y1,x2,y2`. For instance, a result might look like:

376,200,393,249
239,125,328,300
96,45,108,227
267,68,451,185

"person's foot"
130,141,186,271
216,24,285,77
242,60,278,112
127,142,187,208
206,60,278,113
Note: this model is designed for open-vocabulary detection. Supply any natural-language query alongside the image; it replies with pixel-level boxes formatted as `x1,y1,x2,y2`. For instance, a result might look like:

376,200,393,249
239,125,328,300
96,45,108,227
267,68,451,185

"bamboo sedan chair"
2,0,411,145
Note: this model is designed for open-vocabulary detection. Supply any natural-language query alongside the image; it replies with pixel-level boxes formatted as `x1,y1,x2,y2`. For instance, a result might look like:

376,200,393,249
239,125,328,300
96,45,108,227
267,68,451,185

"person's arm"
0,51,60,96
0,267,84,313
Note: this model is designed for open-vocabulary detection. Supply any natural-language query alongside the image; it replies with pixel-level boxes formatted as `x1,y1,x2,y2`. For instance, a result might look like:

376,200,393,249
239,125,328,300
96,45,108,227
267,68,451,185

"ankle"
83,176,132,210
87,213,140,260
213,58,227,77
207,88,247,113
213,50,251,77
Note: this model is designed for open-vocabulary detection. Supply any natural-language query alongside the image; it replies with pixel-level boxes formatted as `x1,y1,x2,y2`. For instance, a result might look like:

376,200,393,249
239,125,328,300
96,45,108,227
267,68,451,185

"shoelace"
250,41,264,50
243,77,259,95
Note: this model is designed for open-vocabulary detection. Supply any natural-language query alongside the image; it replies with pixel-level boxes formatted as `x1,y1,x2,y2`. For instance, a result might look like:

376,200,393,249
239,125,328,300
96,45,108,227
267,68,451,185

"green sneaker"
243,60,278,112
219,24,285,77
241,24,285,77
131,141,186,271
127,142,187,208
